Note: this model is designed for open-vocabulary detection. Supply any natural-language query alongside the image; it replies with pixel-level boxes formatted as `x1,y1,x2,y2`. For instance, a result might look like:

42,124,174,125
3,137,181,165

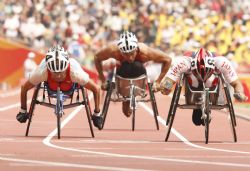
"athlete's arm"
94,44,117,83
215,57,247,101
160,56,191,95
70,59,101,112
144,44,172,84
84,80,101,112
20,81,35,111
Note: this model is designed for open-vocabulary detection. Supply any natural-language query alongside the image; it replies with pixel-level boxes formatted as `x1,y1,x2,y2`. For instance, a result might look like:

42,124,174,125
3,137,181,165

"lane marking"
0,156,153,171
140,102,250,154
0,100,31,111
0,89,20,98
41,101,250,168
0,94,154,171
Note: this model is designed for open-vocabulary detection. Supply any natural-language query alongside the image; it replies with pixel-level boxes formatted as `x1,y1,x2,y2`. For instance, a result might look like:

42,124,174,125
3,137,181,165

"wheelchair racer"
94,31,172,117
16,45,103,129
160,48,248,126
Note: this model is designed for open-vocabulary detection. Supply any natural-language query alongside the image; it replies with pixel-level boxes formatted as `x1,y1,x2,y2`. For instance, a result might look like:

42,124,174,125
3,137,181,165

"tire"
26,85,40,137
204,89,210,144
56,88,61,139
224,86,237,142
148,82,159,130
131,86,136,131
101,81,114,129
82,88,94,137
165,83,182,142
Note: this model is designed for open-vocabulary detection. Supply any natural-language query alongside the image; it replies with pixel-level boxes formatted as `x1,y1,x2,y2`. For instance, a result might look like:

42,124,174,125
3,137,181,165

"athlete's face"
121,50,137,63
51,71,67,82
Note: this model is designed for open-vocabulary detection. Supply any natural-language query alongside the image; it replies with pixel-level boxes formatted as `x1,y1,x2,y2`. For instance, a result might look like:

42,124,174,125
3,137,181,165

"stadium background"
0,0,249,102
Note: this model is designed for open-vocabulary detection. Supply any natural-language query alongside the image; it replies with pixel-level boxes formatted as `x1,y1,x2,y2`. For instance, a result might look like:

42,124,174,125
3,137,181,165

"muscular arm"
21,81,36,110
143,45,172,84
94,44,118,83
84,80,101,112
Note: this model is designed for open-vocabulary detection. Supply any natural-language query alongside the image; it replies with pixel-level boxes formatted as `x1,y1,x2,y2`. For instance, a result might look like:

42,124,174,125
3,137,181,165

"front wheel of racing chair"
130,85,136,131
220,75,237,142
202,88,211,144
165,74,184,142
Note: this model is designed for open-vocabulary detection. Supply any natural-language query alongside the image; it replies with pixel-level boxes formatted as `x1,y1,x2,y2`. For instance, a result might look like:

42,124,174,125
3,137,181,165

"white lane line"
0,89,20,98
0,156,153,171
41,102,250,168
0,96,153,171
0,100,31,112
140,102,250,155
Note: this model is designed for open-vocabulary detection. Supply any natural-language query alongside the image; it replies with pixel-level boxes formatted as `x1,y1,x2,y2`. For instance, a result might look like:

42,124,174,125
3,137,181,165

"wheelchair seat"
184,76,220,105
115,74,147,97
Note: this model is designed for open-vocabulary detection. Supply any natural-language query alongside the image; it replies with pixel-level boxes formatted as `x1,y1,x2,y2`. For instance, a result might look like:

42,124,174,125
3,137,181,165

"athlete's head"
45,45,69,73
191,48,215,81
117,31,138,62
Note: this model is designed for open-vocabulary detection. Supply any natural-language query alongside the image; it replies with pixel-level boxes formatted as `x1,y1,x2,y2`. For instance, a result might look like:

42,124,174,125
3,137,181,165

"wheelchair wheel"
56,88,62,139
131,86,136,131
101,81,115,129
147,82,159,130
224,86,237,142
165,83,182,142
82,88,94,137
203,89,210,144
26,85,40,136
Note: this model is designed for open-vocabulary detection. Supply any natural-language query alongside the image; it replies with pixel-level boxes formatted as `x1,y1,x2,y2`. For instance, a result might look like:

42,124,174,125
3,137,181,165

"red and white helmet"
45,45,69,72
191,48,215,81
117,31,138,53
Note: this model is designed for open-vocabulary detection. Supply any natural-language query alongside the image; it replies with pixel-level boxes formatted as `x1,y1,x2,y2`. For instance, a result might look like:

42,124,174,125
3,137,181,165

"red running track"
0,89,250,171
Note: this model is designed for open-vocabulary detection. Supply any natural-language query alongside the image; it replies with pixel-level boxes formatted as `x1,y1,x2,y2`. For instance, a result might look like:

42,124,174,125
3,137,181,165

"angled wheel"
165,82,182,142
26,84,41,136
82,88,94,137
147,82,159,130
224,86,237,142
101,81,115,129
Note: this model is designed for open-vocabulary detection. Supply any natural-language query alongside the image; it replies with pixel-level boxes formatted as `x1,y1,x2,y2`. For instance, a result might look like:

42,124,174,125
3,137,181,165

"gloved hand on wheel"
16,109,29,123
92,110,103,130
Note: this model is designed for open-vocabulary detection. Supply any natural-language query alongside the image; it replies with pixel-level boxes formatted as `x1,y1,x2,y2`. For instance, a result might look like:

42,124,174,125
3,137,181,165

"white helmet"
117,31,138,53
45,45,69,72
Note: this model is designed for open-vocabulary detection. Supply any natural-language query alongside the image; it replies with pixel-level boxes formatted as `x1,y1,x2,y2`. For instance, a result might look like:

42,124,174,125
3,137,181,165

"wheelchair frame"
25,82,94,139
101,71,159,131
165,74,237,144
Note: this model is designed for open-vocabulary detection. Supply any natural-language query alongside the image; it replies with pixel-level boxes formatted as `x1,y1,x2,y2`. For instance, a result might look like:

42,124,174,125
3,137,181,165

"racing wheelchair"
101,70,160,131
25,82,94,139
165,74,237,144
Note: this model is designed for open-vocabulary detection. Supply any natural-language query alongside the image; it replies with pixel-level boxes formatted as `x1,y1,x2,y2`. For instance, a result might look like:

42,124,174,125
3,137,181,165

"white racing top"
28,58,90,86
166,53,238,88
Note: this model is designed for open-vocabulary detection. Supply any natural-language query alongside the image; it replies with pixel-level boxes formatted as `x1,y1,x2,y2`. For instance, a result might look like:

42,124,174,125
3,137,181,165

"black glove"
16,112,29,123
92,111,103,130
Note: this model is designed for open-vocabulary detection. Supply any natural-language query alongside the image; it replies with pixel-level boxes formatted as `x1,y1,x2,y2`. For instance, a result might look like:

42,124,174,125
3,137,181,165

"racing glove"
16,109,29,123
92,110,103,130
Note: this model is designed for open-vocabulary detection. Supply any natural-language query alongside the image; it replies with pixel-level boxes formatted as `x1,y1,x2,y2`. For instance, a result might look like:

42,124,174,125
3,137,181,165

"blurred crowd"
0,0,250,73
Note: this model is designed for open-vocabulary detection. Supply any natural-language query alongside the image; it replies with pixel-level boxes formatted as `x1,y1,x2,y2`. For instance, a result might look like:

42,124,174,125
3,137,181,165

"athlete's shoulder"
183,51,195,57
